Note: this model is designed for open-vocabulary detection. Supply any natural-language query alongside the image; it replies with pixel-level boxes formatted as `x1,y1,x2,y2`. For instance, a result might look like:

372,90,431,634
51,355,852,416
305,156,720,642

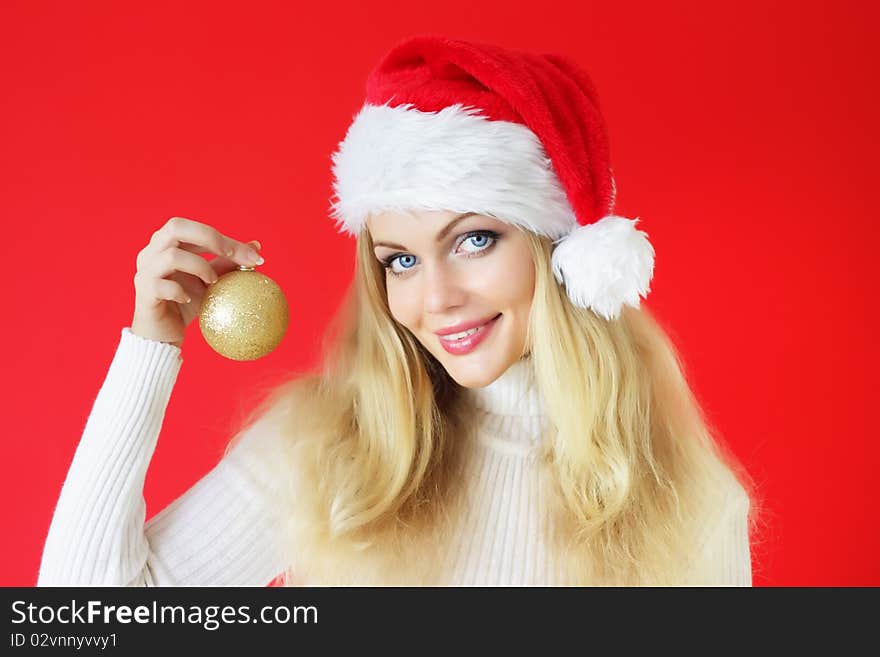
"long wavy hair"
225,226,760,585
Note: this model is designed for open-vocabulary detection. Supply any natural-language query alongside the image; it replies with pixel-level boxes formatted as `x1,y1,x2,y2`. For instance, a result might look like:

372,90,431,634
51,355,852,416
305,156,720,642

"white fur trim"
329,102,577,237
551,215,655,320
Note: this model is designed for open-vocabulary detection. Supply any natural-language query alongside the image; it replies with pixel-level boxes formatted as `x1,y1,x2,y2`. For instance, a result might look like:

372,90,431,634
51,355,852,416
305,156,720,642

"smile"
437,314,502,355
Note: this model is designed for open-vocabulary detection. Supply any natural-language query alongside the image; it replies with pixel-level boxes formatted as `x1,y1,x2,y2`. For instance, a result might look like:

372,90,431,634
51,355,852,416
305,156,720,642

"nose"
421,260,466,314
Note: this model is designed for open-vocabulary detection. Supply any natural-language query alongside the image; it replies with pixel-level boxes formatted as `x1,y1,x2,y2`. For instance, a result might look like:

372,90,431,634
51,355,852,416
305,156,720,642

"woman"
38,35,757,586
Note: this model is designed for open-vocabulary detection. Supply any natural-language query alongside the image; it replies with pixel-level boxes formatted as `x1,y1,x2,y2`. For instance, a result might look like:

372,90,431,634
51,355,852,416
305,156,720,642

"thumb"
209,239,263,277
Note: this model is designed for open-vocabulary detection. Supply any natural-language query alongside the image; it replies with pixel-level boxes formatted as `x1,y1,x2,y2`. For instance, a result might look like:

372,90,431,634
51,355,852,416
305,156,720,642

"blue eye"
388,254,417,274
381,230,501,278
461,233,490,251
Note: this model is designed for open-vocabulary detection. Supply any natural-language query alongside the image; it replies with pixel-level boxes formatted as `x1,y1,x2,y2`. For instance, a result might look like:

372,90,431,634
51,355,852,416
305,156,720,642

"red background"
2,1,877,586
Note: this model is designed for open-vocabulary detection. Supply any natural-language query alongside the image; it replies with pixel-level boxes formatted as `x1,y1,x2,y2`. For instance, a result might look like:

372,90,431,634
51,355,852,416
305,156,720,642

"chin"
436,352,511,389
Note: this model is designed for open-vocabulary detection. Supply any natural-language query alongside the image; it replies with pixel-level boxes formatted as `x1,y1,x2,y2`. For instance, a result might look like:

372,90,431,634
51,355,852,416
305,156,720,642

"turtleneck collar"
467,355,544,418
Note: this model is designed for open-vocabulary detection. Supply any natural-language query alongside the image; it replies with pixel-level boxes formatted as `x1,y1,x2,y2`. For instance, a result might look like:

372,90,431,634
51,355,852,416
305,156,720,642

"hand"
131,216,264,348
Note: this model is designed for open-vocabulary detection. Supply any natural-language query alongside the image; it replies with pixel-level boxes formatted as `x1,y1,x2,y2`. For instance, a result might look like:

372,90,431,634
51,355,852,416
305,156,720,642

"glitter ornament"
198,265,289,361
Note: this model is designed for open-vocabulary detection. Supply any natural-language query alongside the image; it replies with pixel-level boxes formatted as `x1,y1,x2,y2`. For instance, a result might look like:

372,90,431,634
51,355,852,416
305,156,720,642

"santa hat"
328,35,655,321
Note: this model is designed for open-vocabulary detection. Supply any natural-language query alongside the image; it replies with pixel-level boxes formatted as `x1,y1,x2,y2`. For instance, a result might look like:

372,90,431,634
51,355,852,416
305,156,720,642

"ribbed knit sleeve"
694,484,753,587
37,328,290,587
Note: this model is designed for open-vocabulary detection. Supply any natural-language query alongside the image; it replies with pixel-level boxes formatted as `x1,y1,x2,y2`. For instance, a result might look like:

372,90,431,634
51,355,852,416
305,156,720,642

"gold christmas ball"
198,265,289,361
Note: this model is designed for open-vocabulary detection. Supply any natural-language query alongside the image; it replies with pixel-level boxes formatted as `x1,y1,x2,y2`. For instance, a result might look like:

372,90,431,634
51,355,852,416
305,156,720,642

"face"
367,209,535,388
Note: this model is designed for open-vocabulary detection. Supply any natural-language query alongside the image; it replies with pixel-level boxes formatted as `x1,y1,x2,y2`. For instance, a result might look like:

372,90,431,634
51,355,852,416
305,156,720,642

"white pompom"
550,215,655,320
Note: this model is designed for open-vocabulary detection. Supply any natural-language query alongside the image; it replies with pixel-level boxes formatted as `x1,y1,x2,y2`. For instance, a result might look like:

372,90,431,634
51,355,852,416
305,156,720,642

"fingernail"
247,249,264,265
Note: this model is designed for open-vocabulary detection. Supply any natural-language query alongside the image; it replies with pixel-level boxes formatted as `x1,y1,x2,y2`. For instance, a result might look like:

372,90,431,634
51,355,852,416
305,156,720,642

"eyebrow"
372,212,479,251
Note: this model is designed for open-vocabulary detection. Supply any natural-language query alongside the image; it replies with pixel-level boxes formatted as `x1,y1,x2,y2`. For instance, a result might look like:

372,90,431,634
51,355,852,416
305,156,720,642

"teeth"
440,326,482,341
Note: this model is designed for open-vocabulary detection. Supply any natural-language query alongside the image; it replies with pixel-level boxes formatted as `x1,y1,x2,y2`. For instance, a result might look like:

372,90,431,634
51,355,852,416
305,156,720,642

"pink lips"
437,314,502,355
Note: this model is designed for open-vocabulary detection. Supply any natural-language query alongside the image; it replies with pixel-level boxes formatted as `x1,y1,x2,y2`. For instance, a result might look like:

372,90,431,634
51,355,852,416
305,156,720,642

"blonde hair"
226,227,761,585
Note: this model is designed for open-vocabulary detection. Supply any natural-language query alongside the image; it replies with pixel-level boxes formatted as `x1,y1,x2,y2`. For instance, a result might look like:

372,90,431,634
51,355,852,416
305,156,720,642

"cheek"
477,247,535,310
387,283,421,330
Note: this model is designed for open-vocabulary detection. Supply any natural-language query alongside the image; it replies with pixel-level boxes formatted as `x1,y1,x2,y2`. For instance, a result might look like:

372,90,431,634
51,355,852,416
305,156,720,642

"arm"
37,328,290,586
693,483,753,587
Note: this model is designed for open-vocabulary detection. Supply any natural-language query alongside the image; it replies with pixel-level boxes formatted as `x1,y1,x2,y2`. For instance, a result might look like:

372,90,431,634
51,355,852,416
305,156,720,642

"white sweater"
37,327,752,586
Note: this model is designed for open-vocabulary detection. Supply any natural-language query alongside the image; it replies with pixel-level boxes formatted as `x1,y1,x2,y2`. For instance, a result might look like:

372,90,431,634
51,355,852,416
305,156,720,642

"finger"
206,239,263,274
179,239,261,258
151,248,220,286
164,239,262,295
154,278,191,304
151,217,263,266
169,271,205,299
209,257,245,279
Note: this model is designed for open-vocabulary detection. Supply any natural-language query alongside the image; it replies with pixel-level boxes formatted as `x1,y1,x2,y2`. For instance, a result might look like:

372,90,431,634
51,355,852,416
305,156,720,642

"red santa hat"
328,34,655,321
